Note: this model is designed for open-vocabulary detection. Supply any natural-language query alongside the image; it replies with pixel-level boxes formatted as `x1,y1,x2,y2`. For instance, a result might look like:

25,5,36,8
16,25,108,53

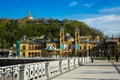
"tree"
0,18,103,48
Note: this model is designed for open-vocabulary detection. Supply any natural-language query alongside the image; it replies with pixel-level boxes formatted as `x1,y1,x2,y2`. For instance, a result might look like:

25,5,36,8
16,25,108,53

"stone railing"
0,57,90,80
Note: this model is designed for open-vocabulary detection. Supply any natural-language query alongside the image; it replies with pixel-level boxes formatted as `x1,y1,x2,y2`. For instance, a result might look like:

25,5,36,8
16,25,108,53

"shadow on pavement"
75,78,119,80
83,61,120,74
111,61,120,74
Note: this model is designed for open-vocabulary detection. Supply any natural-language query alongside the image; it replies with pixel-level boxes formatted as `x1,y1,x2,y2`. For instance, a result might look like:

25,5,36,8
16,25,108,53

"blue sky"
0,0,120,36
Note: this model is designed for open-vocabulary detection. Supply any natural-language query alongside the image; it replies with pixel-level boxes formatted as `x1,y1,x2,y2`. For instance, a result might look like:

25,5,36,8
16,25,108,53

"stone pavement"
52,60,120,80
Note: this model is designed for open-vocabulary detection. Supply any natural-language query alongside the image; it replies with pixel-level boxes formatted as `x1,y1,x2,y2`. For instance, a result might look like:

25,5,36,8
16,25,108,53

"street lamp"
87,39,89,62
102,50,104,57
99,49,101,58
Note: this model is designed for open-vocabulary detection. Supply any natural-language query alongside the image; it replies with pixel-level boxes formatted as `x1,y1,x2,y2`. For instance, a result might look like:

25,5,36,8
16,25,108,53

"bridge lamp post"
87,39,89,62
102,50,104,57
99,49,101,58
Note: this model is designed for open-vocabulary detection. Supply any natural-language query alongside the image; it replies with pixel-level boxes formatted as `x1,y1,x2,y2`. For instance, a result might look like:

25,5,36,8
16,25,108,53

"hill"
0,18,103,48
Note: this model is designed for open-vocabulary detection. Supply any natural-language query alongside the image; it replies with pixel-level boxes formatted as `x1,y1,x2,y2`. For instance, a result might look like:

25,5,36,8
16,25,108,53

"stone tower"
60,27,64,46
75,27,80,55
60,27,65,57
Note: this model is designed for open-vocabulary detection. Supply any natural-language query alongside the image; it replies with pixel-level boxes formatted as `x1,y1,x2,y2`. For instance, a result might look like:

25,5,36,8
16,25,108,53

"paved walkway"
52,60,120,80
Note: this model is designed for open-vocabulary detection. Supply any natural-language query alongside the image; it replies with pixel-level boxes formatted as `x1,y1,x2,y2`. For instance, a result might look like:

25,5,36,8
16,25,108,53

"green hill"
0,18,103,48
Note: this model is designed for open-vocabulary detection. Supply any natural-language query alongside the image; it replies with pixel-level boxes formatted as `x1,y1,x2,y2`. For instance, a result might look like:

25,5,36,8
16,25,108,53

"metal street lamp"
87,39,89,57
99,49,101,58
87,39,89,62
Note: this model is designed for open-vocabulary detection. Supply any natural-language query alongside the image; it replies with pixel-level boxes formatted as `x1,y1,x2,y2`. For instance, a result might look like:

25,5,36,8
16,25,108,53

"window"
32,46,34,50
76,39,78,43
35,46,38,50
76,33,78,36
53,45,55,47
38,52,40,56
69,45,71,49
35,53,37,57
79,46,81,50
61,33,63,36
29,46,31,50
32,52,34,57
84,45,86,49
22,45,26,50
38,46,40,49
28,52,30,57
22,52,25,57
61,39,63,42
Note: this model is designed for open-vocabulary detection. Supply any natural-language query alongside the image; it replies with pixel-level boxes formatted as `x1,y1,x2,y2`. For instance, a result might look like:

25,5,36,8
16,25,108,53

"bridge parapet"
0,57,90,80
0,65,20,80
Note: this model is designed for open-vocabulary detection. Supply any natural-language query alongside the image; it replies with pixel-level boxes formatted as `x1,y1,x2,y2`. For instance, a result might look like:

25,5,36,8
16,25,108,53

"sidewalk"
52,60,120,80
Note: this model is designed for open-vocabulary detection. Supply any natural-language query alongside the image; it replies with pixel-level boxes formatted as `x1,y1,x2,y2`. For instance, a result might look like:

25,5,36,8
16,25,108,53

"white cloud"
82,15,120,36
83,3,93,8
69,1,78,7
99,6,120,13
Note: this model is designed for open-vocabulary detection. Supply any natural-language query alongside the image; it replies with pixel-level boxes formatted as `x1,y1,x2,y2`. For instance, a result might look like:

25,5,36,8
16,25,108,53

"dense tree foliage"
0,18,103,48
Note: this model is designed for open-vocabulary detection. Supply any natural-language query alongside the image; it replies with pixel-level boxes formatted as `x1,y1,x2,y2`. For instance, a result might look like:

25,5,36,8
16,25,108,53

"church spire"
27,10,33,20
28,10,31,17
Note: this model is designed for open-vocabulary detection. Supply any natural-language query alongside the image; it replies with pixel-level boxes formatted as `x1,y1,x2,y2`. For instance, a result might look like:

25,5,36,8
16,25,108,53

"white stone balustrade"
0,57,89,80
37,62,47,80
12,65,20,80
48,61,60,79
69,58,75,70
21,62,47,80
60,59,69,73
74,57,79,68
0,65,20,80
0,67,3,80
21,63,30,80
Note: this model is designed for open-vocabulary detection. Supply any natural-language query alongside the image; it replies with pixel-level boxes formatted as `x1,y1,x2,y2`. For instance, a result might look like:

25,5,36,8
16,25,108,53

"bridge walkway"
52,60,120,80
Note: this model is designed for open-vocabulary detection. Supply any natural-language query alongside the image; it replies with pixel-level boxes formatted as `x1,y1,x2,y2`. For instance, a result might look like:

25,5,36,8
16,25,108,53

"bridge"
0,57,120,80
53,60,120,80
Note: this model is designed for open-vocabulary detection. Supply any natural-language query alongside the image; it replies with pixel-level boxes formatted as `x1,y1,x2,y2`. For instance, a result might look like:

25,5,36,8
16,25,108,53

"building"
97,37,120,57
27,10,33,20
17,27,100,57
17,35,59,57
59,27,100,57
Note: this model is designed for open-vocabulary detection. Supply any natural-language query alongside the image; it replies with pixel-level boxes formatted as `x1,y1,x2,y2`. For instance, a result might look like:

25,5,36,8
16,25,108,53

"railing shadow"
83,61,120,74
